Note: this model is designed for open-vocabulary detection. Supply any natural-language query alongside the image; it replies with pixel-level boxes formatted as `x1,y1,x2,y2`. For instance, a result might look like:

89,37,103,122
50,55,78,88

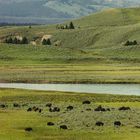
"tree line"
42,38,51,45
125,40,138,46
56,22,75,30
5,37,28,44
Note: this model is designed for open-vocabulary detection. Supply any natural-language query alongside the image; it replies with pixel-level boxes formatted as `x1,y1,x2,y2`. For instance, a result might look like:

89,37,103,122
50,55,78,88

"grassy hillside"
0,88,140,140
0,8,140,83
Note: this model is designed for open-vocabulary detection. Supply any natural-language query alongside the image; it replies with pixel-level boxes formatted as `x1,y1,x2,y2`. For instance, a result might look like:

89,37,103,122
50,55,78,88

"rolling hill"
0,7,140,83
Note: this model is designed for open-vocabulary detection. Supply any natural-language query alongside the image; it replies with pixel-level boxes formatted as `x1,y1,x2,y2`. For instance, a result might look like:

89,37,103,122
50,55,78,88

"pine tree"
133,40,137,45
69,22,75,29
6,37,13,43
13,37,18,44
46,39,51,45
22,37,28,44
42,39,47,45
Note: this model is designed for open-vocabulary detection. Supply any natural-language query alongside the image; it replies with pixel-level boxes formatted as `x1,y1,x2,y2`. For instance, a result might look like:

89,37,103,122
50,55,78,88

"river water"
0,83,140,95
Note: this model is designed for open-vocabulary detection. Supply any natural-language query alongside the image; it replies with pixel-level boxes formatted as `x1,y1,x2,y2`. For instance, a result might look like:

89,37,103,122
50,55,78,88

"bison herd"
0,100,139,133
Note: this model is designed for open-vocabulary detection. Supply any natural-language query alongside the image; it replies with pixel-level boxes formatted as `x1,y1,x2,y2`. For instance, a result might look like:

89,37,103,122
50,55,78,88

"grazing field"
0,88,140,140
0,63,139,84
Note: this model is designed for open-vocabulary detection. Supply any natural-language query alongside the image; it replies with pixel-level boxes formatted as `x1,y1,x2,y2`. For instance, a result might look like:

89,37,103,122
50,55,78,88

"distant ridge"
0,0,140,24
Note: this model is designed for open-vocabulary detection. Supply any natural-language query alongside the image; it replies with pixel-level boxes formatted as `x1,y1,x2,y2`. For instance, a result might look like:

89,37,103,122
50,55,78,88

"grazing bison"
13,103,20,108
94,105,106,112
60,125,68,130
95,121,104,126
82,100,91,104
47,122,55,126
0,104,6,108
46,103,52,108
86,108,92,111
34,108,39,112
106,108,111,111
25,127,33,132
119,106,131,111
67,106,74,111
27,108,32,112
39,109,42,113
49,107,60,112
32,106,37,111
114,121,121,127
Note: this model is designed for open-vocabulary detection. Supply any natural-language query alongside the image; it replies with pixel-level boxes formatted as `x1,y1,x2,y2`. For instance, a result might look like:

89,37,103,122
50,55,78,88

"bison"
0,104,6,108
67,106,74,111
25,127,33,132
60,125,68,130
114,121,121,127
46,103,52,108
94,105,106,112
39,109,42,113
118,106,131,111
49,107,60,112
27,108,32,112
82,100,91,104
13,103,20,108
95,121,104,126
47,122,55,126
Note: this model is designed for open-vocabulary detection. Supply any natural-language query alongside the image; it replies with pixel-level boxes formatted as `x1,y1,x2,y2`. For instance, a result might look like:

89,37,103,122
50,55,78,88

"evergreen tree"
42,39,47,45
13,37,18,44
22,37,28,44
133,40,137,45
46,39,51,45
6,37,13,43
65,24,68,29
69,22,75,29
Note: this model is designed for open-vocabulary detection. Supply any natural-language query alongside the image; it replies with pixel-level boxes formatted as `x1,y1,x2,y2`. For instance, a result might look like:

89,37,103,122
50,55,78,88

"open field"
0,88,140,140
0,63,139,84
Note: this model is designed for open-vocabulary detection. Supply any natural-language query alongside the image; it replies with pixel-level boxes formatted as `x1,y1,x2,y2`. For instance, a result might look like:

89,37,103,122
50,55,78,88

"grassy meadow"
0,8,140,84
0,88,140,140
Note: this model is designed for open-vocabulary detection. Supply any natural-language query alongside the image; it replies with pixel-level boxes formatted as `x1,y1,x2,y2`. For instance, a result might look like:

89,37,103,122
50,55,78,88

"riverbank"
0,88,140,140
0,83,140,95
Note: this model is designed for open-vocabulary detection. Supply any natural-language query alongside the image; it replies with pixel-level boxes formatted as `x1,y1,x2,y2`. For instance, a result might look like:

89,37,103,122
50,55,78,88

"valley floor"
0,63,139,84
0,88,140,140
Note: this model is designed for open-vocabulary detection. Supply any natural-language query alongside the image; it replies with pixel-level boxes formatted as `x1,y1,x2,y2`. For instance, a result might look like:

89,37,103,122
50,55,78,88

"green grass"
0,7,140,84
0,88,140,140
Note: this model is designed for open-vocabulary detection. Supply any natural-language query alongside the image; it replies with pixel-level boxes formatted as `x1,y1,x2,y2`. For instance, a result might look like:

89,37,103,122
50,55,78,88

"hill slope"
0,8,140,83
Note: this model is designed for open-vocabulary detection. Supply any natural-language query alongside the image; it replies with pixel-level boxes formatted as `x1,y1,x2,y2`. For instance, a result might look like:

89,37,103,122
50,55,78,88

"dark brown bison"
27,108,32,112
47,122,55,126
67,106,74,111
95,121,104,126
39,109,42,113
82,100,91,104
0,104,6,108
25,127,33,132
60,125,68,130
49,107,60,112
94,105,106,112
114,121,121,127
34,108,39,112
46,103,52,108
86,108,92,111
13,103,20,108
119,106,131,111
